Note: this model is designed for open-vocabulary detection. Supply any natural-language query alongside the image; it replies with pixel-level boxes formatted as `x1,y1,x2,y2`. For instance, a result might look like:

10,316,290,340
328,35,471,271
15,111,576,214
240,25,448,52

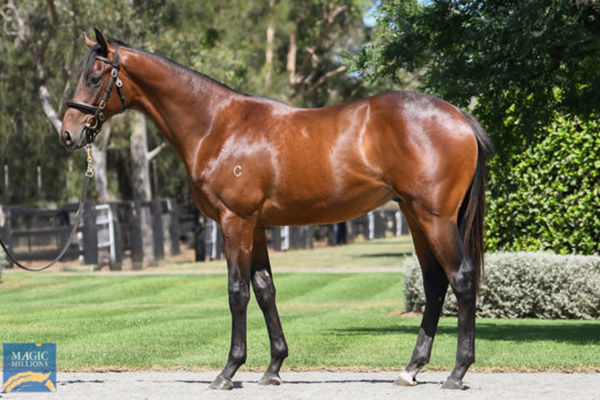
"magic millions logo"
3,343,56,392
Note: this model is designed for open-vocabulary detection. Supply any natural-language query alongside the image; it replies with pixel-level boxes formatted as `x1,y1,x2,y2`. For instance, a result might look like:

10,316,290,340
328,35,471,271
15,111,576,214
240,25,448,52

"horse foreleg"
251,229,288,385
396,220,449,386
209,215,255,390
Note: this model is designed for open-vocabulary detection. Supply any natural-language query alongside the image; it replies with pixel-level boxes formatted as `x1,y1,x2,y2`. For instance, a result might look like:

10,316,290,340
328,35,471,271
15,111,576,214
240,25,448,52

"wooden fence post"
334,222,347,244
81,201,98,265
108,203,124,270
164,199,180,256
129,201,144,270
0,206,13,268
204,217,223,259
396,211,409,235
150,201,164,261
270,226,282,251
194,211,205,262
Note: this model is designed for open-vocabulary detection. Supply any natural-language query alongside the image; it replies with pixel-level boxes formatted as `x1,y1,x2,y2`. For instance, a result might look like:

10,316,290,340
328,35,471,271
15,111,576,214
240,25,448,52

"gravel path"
1,370,598,399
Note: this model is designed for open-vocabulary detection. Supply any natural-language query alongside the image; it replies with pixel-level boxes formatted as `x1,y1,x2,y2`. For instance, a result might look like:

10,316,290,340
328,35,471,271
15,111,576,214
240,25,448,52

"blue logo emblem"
3,343,56,392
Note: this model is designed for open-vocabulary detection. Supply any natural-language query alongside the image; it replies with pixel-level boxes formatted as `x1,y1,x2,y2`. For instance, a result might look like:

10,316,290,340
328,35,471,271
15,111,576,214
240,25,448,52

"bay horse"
61,29,493,390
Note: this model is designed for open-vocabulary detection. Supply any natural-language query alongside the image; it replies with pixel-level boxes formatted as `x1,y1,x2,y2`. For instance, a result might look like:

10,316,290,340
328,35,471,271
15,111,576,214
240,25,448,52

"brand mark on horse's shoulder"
233,165,242,177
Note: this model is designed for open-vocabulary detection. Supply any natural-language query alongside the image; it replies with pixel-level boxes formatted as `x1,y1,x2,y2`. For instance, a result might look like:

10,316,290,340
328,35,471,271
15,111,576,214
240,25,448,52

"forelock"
78,44,102,77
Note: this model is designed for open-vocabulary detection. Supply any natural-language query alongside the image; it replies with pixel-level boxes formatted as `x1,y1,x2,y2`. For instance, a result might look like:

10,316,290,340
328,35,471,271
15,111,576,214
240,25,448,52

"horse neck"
121,48,238,161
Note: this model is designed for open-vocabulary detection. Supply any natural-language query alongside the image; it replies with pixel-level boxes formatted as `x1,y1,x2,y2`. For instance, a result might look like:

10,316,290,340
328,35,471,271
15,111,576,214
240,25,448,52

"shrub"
404,252,600,319
485,115,600,255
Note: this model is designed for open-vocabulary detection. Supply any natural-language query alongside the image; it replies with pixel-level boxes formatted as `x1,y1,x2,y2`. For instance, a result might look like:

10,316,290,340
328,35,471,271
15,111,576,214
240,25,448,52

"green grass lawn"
0,237,599,372
159,236,415,272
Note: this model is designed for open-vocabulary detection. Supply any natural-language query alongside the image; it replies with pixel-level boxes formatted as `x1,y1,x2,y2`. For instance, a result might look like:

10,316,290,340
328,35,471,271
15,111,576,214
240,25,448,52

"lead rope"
0,147,94,272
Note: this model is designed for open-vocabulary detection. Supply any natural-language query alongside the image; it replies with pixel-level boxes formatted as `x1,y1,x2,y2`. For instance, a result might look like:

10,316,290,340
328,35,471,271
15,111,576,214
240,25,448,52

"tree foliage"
356,0,600,157
486,115,600,254
0,0,163,204
356,0,600,254
0,0,370,207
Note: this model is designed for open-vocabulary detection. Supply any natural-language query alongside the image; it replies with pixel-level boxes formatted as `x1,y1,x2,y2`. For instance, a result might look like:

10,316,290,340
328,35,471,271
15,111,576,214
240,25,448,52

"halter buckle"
85,116,99,130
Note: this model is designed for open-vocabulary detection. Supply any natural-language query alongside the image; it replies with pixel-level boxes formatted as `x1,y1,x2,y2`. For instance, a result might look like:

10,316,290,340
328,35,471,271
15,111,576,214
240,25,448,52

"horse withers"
61,29,493,390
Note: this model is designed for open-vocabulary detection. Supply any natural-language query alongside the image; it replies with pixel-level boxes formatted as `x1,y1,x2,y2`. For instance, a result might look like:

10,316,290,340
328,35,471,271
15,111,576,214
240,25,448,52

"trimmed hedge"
404,252,600,319
485,115,600,255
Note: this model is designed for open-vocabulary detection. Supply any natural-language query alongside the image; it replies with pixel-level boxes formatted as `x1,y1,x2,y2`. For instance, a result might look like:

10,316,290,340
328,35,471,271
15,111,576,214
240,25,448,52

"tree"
145,0,373,206
355,0,600,157
0,0,168,205
0,0,77,204
149,0,371,108
355,0,600,254
486,115,600,254
1,0,371,208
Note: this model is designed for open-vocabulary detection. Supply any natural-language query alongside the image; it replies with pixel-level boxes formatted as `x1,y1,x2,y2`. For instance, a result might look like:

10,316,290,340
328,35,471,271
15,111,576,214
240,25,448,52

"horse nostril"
64,131,73,147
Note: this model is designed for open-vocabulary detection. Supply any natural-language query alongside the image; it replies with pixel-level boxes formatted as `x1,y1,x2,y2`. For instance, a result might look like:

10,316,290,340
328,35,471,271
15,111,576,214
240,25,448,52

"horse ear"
85,35,96,49
94,28,108,56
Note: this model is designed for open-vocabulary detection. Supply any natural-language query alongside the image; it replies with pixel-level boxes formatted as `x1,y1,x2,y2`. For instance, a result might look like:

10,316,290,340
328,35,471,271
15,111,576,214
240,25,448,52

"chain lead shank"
86,145,94,178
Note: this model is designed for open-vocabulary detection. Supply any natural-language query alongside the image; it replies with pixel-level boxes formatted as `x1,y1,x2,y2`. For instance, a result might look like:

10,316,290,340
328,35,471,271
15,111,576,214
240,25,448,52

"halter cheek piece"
65,44,126,144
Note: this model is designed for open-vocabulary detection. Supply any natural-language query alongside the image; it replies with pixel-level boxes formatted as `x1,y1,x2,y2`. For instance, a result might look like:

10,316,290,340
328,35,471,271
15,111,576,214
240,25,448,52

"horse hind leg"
418,213,476,390
397,200,477,389
396,214,449,386
250,228,288,385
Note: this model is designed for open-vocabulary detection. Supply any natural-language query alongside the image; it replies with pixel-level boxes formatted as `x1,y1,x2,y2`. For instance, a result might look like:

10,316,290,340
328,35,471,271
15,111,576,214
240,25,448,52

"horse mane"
78,36,290,109
106,38,248,97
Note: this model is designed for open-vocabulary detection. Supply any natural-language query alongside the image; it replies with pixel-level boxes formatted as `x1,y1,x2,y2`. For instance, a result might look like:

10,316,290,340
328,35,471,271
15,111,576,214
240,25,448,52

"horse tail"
458,110,494,284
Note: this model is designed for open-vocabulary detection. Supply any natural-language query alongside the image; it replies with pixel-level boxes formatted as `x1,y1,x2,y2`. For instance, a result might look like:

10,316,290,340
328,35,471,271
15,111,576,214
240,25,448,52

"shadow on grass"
357,252,413,259
331,321,600,345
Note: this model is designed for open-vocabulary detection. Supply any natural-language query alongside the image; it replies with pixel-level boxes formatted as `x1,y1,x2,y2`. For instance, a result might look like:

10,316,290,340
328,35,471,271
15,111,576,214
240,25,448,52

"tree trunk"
130,112,155,266
287,28,297,85
264,0,276,89
92,125,112,204
130,113,152,202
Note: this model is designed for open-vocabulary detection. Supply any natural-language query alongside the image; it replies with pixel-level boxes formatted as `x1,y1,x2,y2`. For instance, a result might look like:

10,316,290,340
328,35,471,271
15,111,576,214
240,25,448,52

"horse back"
194,91,477,226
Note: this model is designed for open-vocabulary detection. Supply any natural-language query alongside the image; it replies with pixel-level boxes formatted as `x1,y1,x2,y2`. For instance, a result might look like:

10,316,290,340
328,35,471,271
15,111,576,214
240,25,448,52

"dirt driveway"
1,370,598,400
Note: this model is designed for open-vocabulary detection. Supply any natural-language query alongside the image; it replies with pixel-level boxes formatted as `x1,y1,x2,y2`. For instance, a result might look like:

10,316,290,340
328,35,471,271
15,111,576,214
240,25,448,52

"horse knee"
228,279,250,312
450,262,476,300
253,271,276,307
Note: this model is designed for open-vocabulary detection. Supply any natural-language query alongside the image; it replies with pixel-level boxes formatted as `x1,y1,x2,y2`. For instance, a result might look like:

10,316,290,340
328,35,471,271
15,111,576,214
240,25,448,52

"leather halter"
65,44,126,144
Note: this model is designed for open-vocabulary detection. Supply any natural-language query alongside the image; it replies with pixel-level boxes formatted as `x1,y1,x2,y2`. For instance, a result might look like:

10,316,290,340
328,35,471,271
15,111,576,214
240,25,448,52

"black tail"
458,111,494,282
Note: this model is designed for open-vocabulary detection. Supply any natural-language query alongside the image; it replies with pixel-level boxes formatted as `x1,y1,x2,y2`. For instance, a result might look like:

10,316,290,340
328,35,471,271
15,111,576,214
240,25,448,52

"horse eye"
88,76,102,86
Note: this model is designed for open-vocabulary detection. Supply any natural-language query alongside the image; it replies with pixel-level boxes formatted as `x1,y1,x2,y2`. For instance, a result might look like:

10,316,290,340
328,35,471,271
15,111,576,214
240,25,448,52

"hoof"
209,374,234,390
442,378,464,390
394,370,417,386
258,372,282,386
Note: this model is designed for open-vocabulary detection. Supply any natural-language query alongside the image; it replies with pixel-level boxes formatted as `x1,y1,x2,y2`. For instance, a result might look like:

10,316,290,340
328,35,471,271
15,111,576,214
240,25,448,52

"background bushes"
404,252,600,319
485,115,600,254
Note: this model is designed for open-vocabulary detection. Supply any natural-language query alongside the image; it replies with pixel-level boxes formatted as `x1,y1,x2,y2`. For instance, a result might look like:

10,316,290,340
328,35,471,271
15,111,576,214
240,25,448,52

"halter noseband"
65,44,126,144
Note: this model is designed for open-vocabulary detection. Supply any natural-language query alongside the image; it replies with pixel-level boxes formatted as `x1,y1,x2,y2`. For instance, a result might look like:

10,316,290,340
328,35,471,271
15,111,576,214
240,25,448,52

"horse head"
61,28,127,150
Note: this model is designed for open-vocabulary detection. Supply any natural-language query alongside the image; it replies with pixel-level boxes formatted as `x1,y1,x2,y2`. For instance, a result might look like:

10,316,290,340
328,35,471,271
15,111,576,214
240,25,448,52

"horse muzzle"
61,125,92,151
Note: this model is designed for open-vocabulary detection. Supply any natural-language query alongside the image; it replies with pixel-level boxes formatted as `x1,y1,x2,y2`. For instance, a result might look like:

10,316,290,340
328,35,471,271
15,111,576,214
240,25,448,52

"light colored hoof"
394,370,417,386
258,372,282,386
209,374,234,390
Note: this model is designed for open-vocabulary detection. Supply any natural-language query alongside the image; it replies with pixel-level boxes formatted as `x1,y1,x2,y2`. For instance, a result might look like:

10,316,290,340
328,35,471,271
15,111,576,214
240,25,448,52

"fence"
0,199,180,270
0,199,409,269
193,208,409,261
